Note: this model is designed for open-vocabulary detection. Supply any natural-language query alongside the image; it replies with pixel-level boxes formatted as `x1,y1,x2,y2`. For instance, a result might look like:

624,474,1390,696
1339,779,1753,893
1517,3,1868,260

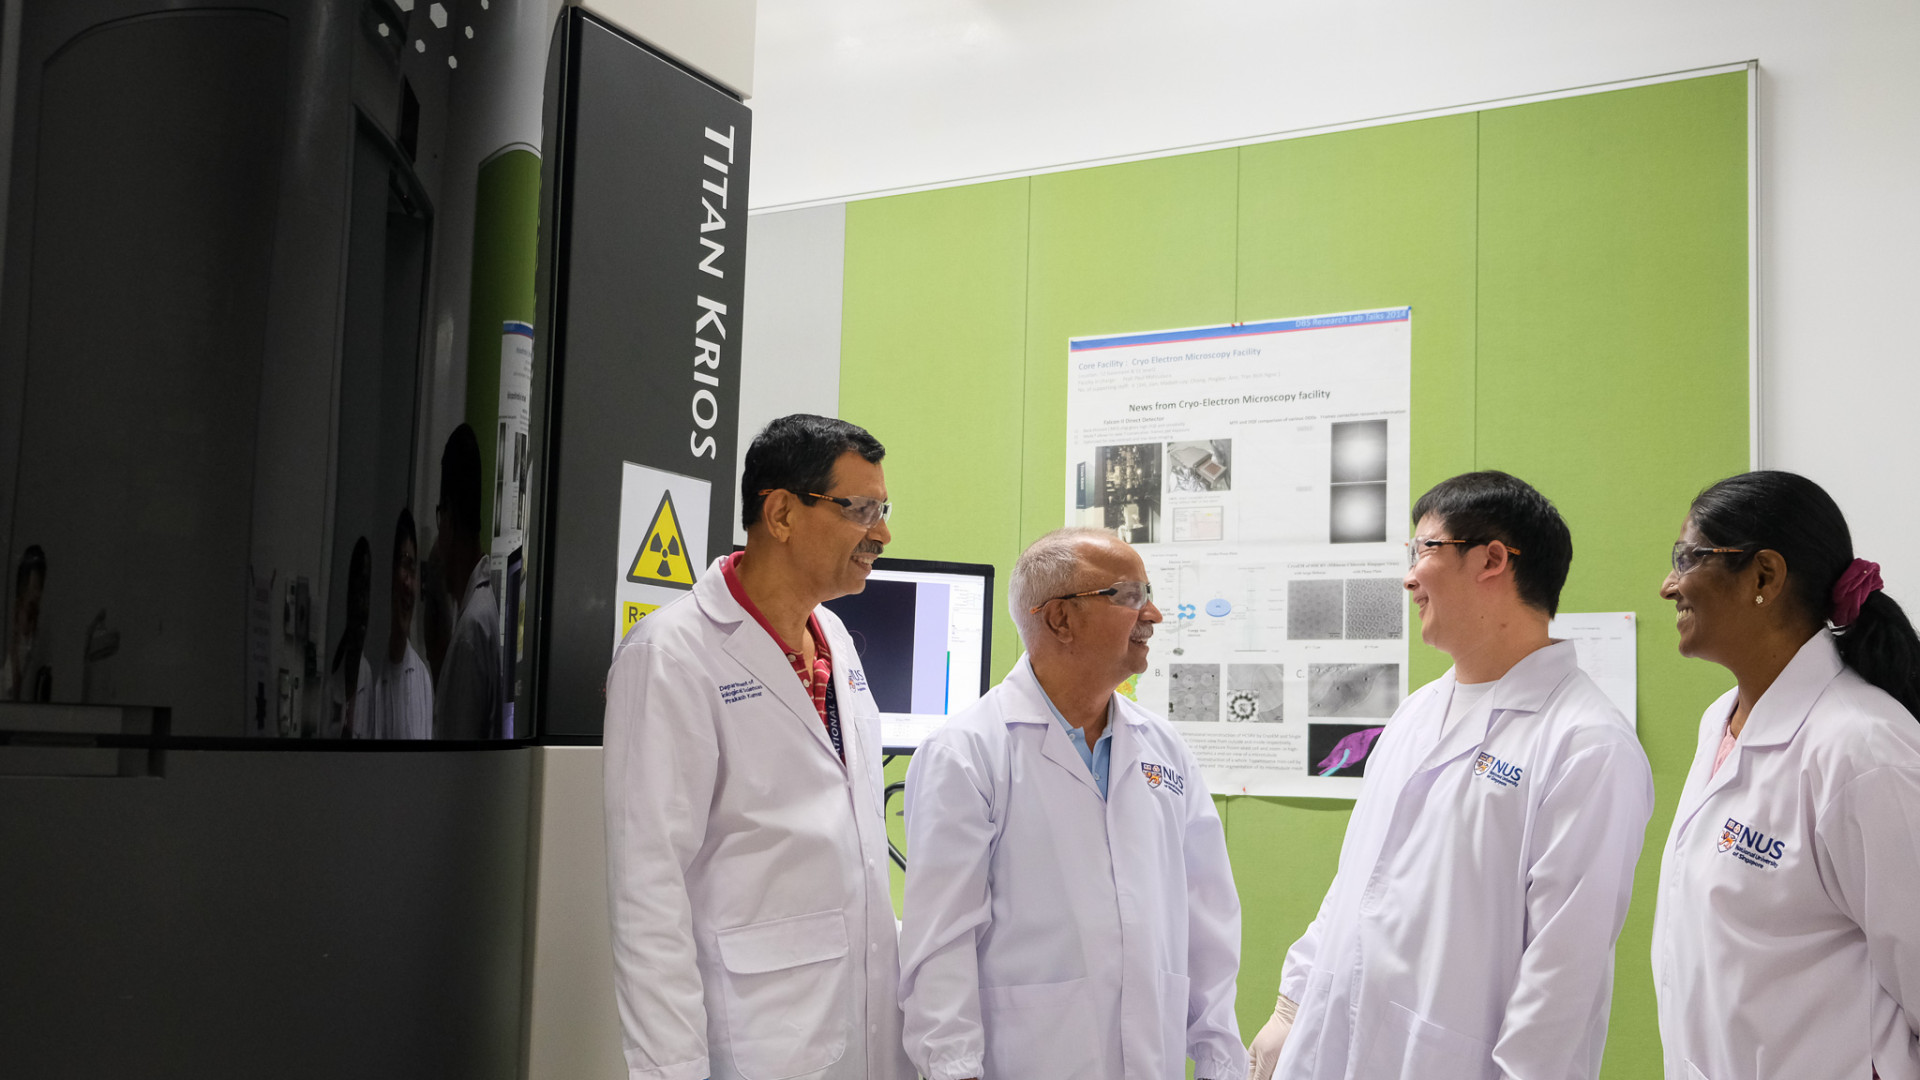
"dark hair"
392,507,417,569
740,414,885,529
16,544,46,595
1690,470,1920,717
1411,470,1573,616
333,537,375,675
347,536,373,604
439,423,483,539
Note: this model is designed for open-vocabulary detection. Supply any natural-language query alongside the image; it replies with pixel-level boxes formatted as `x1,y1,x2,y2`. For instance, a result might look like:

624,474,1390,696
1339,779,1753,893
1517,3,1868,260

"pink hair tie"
1831,558,1884,628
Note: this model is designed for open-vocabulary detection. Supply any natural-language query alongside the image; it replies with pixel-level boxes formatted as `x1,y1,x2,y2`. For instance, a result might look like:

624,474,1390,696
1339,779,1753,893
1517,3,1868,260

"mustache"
856,540,885,556
1130,625,1154,642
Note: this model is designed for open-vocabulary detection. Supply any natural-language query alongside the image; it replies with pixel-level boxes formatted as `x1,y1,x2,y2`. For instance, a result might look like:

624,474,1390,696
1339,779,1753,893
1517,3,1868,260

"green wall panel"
1475,73,1748,1076
1228,112,1481,1037
1237,113,1480,688
1223,795,1352,1045
1020,150,1242,591
840,180,1033,679
838,70,1747,1078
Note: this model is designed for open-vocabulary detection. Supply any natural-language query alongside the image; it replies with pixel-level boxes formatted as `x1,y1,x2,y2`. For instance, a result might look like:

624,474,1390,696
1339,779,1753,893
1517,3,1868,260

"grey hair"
1009,527,1116,648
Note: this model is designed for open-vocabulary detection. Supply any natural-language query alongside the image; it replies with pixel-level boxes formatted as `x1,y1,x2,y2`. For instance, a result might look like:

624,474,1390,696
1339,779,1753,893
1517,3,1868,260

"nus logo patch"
1474,751,1524,788
1140,762,1185,795
1718,817,1786,869
848,668,868,692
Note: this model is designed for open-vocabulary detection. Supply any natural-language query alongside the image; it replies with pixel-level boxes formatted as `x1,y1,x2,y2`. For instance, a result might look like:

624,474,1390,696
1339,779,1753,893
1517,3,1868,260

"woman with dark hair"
1651,470,1920,1080
325,536,374,739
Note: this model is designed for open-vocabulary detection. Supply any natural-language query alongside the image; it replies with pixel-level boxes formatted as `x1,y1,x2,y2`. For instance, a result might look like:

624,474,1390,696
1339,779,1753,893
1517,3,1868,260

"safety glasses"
1406,537,1522,570
1029,580,1153,614
757,488,892,530
1670,542,1752,576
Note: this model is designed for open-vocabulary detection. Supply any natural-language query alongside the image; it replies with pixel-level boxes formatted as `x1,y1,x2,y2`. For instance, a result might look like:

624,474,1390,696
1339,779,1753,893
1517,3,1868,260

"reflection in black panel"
6,10,288,730
0,0,554,740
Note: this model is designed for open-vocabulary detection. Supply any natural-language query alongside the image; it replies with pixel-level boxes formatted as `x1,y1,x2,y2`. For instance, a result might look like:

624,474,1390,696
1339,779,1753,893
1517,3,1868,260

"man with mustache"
603,414,912,1080
898,527,1245,1080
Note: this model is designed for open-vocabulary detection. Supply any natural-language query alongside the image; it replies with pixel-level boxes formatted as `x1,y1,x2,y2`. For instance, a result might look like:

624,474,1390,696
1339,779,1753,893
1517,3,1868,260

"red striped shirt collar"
720,550,829,663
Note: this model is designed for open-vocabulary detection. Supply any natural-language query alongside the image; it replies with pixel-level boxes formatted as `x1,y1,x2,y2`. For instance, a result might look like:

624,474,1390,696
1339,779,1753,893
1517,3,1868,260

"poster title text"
1127,389,1330,412
1077,345,1264,371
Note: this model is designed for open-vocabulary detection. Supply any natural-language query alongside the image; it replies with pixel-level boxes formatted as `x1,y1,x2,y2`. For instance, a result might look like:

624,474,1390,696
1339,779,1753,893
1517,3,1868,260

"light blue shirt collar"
1042,692,1114,799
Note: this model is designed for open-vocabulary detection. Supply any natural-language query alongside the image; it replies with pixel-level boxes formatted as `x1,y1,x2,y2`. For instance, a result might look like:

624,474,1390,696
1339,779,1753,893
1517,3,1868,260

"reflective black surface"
0,0,562,738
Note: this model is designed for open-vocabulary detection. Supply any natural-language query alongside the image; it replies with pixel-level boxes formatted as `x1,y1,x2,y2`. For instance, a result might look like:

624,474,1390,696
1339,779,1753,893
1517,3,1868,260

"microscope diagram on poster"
1065,308,1412,799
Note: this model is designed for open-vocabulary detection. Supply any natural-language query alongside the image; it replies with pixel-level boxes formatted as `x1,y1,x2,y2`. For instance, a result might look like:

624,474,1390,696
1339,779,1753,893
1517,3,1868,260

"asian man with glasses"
1249,470,1652,1080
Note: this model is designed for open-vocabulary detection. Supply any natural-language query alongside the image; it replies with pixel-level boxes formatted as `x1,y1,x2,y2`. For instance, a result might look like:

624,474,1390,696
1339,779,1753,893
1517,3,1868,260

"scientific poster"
1064,308,1412,798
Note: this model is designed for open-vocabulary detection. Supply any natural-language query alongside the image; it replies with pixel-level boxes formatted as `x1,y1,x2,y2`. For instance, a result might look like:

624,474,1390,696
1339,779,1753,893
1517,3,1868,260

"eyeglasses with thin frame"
1029,580,1153,614
1406,536,1523,570
1670,542,1752,576
757,488,892,530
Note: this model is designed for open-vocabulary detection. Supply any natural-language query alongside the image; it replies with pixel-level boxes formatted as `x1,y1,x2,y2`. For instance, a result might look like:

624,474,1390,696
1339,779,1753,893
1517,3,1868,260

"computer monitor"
821,556,994,751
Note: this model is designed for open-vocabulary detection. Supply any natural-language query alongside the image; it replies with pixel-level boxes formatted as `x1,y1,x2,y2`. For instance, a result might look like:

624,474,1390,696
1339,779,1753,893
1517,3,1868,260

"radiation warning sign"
627,492,696,586
614,462,712,654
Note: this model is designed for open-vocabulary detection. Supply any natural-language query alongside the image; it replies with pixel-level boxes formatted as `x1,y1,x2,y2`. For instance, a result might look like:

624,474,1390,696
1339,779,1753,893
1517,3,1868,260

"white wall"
746,0,1920,601
734,203,847,545
582,0,756,97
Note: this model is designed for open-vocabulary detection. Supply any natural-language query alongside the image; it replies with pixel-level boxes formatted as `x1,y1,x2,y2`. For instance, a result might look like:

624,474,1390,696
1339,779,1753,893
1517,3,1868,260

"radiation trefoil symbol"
627,491,697,589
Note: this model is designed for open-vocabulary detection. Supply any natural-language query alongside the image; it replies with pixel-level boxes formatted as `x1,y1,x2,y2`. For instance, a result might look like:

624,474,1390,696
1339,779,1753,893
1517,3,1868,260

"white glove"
1247,993,1299,1080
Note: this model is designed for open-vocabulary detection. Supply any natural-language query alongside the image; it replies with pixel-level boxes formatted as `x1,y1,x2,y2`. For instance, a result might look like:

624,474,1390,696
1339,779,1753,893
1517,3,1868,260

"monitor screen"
822,557,993,751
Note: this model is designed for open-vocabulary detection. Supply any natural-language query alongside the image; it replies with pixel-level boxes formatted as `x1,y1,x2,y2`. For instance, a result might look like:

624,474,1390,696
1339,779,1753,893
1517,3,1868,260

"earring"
1755,596,1764,605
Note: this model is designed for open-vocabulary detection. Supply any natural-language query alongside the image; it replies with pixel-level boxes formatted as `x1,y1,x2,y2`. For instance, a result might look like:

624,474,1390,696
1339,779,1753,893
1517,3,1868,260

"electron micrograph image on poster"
1330,419,1389,483
1308,722,1386,777
1168,440,1231,492
1169,663,1221,722
1309,662,1400,718
1344,577,1403,640
1329,419,1390,543
1081,443,1161,544
1329,482,1388,544
1226,664,1285,722
1288,579,1343,640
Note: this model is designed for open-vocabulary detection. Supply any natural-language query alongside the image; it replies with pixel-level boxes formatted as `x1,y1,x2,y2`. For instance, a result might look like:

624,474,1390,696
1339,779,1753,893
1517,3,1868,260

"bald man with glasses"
898,526,1245,1080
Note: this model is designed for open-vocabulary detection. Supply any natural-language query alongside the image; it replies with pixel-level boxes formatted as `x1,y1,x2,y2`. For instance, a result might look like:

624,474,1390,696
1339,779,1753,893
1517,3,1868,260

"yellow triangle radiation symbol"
627,491,696,588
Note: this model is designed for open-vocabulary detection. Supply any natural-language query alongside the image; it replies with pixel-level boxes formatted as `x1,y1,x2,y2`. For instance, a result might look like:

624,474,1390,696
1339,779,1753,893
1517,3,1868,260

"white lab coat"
898,655,1245,1080
1651,630,1920,1080
435,560,499,739
324,653,372,739
1276,640,1653,1080
603,557,912,1080
368,643,433,740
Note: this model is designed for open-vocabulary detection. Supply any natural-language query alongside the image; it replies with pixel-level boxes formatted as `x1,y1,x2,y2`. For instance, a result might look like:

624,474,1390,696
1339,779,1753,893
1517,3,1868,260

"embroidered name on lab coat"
1141,762,1185,795
1717,817,1786,868
718,678,764,705
1474,751,1525,788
